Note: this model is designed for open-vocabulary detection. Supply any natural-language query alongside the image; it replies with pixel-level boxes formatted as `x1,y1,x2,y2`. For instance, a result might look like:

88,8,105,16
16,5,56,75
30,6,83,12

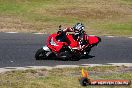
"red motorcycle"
35,26,101,61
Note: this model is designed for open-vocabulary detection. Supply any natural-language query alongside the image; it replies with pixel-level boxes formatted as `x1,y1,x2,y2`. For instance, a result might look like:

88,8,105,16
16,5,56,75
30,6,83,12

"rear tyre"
71,55,80,61
85,48,91,55
35,48,47,60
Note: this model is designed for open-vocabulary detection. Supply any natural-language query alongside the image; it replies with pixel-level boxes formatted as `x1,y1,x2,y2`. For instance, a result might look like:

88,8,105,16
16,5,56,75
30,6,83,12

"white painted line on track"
108,63,132,67
0,63,132,73
2,32,132,39
33,33,45,34
5,32,18,33
80,64,103,67
89,35,96,36
2,32,132,38
128,37,132,39
106,36,115,38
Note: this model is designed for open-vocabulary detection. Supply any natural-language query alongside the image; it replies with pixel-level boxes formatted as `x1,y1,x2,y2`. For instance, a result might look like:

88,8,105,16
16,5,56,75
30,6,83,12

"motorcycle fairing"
66,34,79,48
47,33,100,53
47,33,68,52
88,36,100,45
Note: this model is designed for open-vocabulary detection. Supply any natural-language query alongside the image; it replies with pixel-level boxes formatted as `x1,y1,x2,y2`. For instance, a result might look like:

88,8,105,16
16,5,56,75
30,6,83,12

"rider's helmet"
73,23,85,32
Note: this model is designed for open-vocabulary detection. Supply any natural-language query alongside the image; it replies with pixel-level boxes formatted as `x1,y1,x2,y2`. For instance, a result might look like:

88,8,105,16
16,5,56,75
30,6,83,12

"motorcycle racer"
63,23,88,50
35,23,101,61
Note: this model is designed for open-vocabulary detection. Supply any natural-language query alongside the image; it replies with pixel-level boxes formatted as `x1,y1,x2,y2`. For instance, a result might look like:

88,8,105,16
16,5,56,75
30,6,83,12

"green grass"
0,0,132,36
0,66,132,88
100,72,132,79
121,0,132,3
91,21,132,36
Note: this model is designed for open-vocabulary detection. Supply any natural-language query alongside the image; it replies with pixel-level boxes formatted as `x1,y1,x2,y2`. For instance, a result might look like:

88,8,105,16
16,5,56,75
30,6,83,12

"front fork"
42,46,52,56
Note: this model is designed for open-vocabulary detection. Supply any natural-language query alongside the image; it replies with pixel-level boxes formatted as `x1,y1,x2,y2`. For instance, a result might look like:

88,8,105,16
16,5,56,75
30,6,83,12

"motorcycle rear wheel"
71,55,81,61
35,48,47,60
85,48,91,55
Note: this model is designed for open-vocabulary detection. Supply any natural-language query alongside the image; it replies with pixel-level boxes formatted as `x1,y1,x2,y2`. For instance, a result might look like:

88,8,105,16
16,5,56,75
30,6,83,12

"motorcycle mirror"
59,25,62,30
59,25,61,28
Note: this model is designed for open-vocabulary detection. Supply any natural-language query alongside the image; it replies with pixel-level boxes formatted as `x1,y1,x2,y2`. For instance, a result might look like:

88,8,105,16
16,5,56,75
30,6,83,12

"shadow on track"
37,55,95,61
81,55,95,59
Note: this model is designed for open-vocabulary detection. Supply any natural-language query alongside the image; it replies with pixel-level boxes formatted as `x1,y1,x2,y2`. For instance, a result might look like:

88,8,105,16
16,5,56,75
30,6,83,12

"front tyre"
35,48,47,60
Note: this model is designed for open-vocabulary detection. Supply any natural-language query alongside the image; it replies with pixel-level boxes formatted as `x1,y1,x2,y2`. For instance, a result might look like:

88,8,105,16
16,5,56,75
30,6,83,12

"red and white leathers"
63,27,88,50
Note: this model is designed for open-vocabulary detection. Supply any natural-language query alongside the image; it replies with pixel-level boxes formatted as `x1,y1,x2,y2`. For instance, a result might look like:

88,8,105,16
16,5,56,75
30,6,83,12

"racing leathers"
63,27,87,50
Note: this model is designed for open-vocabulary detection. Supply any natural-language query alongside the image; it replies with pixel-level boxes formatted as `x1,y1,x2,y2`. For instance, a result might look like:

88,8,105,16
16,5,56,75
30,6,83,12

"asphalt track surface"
0,32,132,68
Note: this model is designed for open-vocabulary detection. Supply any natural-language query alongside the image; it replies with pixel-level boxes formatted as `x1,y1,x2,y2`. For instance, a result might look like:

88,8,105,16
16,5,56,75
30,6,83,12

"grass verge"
0,66,132,88
0,0,132,36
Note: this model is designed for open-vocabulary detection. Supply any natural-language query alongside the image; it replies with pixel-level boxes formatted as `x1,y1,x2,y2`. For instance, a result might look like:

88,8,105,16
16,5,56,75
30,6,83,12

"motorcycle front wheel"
35,48,47,60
